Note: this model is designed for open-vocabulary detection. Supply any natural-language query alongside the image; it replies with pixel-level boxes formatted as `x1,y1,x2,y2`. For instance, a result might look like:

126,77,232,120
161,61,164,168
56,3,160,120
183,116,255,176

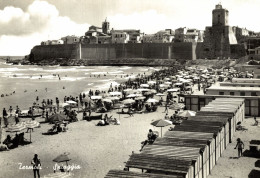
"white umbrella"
109,92,122,96
164,81,172,85
25,120,40,142
122,99,135,105
164,78,171,81
167,88,180,92
126,94,138,98
147,81,156,84
146,98,159,103
105,96,120,100
102,98,112,103
61,103,70,108
156,93,165,96
6,122,26,133
137,88,150,92
90,95,102,100
175,83,183,86
140,84,149,88
66,100,77,104
135,96,146,100
178,110,196,117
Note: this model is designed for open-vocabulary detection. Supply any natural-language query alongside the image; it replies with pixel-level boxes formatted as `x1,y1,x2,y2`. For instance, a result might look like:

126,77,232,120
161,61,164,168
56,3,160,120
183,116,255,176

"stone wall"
30,43,195,64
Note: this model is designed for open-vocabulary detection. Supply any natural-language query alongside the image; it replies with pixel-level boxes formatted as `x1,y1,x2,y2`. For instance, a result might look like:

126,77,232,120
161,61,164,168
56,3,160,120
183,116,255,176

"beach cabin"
105,170,182,178
164,131,216,178
220,82,260,87
206,86,260,96
125,154,193,178
231,78,260,83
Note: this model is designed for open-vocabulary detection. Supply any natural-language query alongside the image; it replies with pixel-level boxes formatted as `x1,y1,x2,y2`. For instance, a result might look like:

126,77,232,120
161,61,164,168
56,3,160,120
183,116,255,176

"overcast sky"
0,0,259,56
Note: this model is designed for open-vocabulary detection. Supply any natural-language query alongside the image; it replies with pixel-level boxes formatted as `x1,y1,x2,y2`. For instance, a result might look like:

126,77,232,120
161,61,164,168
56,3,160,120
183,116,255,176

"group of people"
96,114,120,126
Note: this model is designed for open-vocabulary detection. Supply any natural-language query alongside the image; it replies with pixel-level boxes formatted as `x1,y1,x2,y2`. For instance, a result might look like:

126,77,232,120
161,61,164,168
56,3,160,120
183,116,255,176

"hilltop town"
36,3,260,62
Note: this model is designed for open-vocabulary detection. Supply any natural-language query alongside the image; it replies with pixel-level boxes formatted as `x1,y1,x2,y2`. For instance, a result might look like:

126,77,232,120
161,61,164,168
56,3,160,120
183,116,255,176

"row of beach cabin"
105,98,245,178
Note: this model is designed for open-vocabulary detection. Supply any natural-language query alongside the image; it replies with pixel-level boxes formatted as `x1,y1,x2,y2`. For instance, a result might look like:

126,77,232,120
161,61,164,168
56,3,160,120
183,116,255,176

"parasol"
151,119,172,137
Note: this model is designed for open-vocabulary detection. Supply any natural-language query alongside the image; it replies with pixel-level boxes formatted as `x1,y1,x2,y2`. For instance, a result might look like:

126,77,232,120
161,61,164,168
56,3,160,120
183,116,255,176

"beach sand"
0,105,173,178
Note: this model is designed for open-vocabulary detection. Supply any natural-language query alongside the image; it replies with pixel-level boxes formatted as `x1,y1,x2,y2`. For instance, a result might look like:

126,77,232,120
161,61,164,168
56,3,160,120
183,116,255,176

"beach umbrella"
6,122,26,133
122,99,135,105
135,96,146,100
126,94,138,98
90,95,102,100
140,84,149,88
105,96,120,101
82,97,91,103
175,83,183,86
43,172,73,178
25,120,40,142
151,119,172,137
167,88,180,92
169,103,185,110
66,100,77,104
137,88,150,92
146,98,159,103
156,93,165,96
123,88,133,92
49,113,67,123
102,98,112,103
164,78,171,81
61,103,70,108
150,89,157,94
164,81,172,85
147,81,156,84
109,91,122,96
178,110,196,117
53,152,71,171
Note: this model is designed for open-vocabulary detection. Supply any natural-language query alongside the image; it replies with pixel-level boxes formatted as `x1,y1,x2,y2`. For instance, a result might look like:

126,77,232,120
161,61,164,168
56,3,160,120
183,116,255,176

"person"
15,113,19,124
147,129,154,142
3,108,8,127
164,104,168,113
128,107,134,117
234,138,244,158
31,154,41,178
165,113,170,120
254,116,259,126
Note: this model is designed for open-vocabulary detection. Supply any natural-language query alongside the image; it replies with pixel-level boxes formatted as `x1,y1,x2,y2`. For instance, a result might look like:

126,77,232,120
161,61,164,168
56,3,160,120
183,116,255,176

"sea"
0,58,161,114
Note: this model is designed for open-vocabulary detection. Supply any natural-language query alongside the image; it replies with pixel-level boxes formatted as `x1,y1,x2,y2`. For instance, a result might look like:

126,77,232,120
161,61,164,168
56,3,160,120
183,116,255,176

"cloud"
0,0,90,55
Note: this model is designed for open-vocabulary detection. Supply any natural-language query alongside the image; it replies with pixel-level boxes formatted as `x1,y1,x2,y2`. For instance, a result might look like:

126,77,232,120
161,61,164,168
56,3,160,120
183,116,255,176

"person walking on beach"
3,108,8,127
234,138,244,158
31,154,41,178
164,104,168,114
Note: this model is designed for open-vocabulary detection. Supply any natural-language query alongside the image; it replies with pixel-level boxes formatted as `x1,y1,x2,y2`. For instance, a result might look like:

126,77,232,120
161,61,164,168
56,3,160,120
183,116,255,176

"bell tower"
102,17,110,34
212,3,229,26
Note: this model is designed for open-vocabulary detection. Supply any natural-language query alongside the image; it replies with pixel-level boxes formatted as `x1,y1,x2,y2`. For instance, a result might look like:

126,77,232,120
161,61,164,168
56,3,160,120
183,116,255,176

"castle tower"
102,18,110,34
212,4,229,26
197,4,238,59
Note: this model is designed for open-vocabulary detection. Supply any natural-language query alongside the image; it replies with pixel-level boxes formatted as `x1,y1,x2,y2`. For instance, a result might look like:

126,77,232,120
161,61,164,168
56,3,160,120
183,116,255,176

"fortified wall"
29,42,196,64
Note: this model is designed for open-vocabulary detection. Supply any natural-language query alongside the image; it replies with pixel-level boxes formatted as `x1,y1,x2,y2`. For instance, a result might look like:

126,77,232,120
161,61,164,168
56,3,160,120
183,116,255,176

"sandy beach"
0,105,173,178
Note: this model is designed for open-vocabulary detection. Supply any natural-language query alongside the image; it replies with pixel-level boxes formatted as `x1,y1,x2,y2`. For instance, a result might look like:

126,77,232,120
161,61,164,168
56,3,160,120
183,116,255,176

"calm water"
0,61,160,114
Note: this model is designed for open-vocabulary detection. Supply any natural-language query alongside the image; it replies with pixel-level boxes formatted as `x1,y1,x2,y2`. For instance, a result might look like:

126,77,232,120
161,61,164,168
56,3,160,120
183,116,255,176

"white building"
111,32,129,43
61,36,80,44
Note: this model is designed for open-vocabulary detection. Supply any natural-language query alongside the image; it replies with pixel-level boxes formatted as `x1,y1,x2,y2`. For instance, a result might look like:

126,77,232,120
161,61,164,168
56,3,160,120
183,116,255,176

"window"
251,92,257,96
230,92,234,95
240,92,245,96
219,92,224,95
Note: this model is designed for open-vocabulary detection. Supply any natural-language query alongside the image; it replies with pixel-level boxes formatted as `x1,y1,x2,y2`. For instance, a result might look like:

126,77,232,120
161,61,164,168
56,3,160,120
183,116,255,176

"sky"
0,0,260,56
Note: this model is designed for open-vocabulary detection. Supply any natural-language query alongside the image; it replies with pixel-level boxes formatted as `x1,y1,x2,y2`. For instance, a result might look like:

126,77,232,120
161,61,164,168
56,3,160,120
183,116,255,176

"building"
110,29,143,43
206,86,260,96
97,35,111,44
142,34,154,43
174,27,188,42
111,31,129,43
184,29,204,42
41,40,64,45
152,30,174,43
102,18,110,34
197,4,241,59
61,36,80,44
